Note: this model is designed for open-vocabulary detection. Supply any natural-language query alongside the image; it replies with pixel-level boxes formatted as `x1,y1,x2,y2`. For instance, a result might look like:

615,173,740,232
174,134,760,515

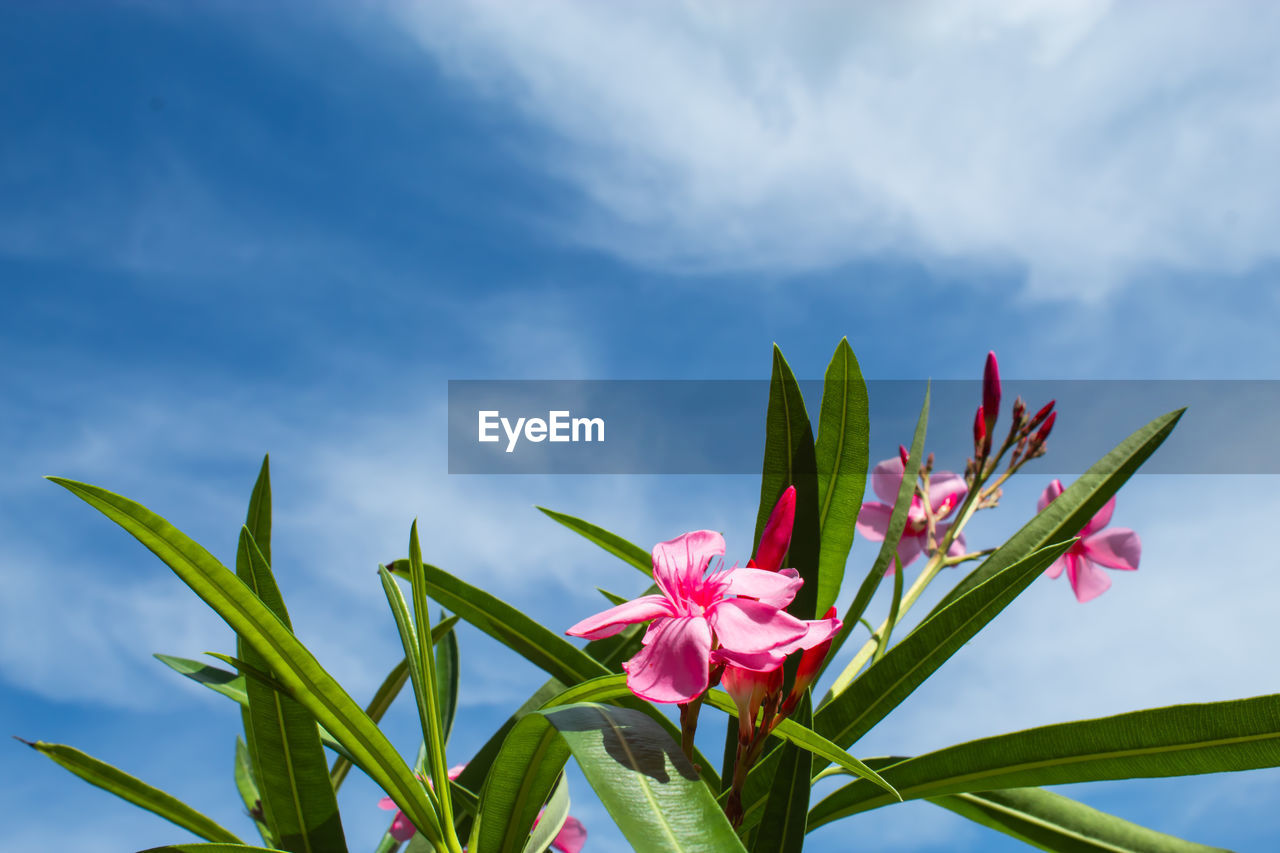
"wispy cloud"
391,0,1280,298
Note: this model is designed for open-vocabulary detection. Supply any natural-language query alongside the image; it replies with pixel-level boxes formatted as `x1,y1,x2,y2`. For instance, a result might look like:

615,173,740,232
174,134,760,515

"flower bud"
1028,400,1055,432
1033,411,1057,448
753,486,795,573
982,351,1001,429
898,444,910,467
972,404,986,450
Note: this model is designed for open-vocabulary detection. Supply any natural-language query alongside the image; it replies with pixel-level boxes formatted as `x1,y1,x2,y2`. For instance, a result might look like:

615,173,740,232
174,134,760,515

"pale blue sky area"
4,4,1280,852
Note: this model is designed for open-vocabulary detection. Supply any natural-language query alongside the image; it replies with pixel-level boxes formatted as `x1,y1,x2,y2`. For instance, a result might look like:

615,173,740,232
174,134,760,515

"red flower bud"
982,351,1001,429
1034,411,1057,446
898,444,910,467
1028,400,1055,432
753,485,795,573
972,404,986,449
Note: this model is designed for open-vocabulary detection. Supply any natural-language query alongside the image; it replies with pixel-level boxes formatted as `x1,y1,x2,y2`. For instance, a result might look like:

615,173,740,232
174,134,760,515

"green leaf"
48,477,443,848
236,456,271,853
234,736,273,847
555,704,751,852
929,787,1229,853
17,739,242,844
521,772,571,853
820,385,928,688
235,529,347,853
754,344,821,621
377,562,450,827
155,653,246,703
808,692,1280,828
928,408,1185,617
470,705,572,853
752,693,812,853
436,614,460,747
537,507,652,577
388,559,610,687
872,554,904,664
813,337,870,616
814,540,1072,754
406,522,457,833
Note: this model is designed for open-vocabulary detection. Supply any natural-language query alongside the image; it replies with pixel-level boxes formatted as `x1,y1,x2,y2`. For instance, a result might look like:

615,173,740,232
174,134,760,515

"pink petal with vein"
721,567,802,606
710,598,808,654
1067,555,1112,603
856,502,893,542
652,530,724,597
871,457,906,503
1082,528,1141,571
622,616,712,703
1081,497,1117,537
565,594,674,640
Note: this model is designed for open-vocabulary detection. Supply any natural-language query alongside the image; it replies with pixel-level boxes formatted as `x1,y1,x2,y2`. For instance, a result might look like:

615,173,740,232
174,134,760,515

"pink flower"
566,529,810,704
1038,480,1141,602
377,764,467,842
855,455,968,569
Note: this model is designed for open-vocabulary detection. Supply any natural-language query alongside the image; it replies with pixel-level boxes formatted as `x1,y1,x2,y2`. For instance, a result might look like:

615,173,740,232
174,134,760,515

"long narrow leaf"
537,507,652,577
815,540,1073,752
929,787,1229,853
436,616,460,746
138,846,283,853
751,693,812,853
330,656,409,790
809,692,1280,827
521,772,571,853
813,337,870,616
820,385,928,690
47,478,442,847
235,528,347,853
18,739,242,844
234,737,273,847
388,559,610,687
469,707,572,853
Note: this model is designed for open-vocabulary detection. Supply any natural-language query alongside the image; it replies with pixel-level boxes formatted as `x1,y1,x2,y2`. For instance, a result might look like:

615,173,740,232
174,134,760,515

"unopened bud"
1011,397,1026,429
1033,411,1057,448
972,405,986,449
898,444,910,467
1028,400,1055,432
982,351,1001,430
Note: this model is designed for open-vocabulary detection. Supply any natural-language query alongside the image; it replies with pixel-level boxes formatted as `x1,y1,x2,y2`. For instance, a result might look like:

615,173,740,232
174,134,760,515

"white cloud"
391,0,1280,298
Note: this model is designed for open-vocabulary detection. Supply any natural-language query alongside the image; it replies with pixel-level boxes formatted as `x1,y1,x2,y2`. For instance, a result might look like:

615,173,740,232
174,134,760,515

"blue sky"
4,2,1280,851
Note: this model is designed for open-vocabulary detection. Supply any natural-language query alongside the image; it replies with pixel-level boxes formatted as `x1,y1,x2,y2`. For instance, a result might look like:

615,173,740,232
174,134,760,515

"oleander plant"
19,338,1279,852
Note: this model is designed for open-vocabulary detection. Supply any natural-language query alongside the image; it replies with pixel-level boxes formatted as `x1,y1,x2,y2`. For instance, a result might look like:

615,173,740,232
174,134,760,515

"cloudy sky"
4,2,1280,851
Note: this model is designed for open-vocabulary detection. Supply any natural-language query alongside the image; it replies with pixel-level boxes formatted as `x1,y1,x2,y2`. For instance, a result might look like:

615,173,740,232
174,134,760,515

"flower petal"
378,797,398,812
1067,555,1112,603
855,502,893,542
712,647,788,671
870,456,906,503
754,485,796,573
388,809,417,842
927,472,967,519
720,567,802,607
652,530,725,599
710,598,808,654
1082,528,1140,571
892,533,924,571
1044,555,1067,579
565,595,674,640
1037,479,1065,513
553,816,588,853
622,615,712,703
1081,497,1116,537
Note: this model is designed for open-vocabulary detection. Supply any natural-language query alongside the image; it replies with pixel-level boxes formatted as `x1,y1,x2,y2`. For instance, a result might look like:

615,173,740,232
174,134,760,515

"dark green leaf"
813,337,870,616
329,656,409,790
752,693,812,853
815,540,1072,753
436,614,460,747
233,736,272,847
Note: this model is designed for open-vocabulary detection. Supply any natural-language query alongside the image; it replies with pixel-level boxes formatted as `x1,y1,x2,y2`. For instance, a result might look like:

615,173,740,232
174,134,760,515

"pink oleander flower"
378,764,467,842
534,813,587,853
1039,480,1141,602
855,454,968,569
566,528,810,704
